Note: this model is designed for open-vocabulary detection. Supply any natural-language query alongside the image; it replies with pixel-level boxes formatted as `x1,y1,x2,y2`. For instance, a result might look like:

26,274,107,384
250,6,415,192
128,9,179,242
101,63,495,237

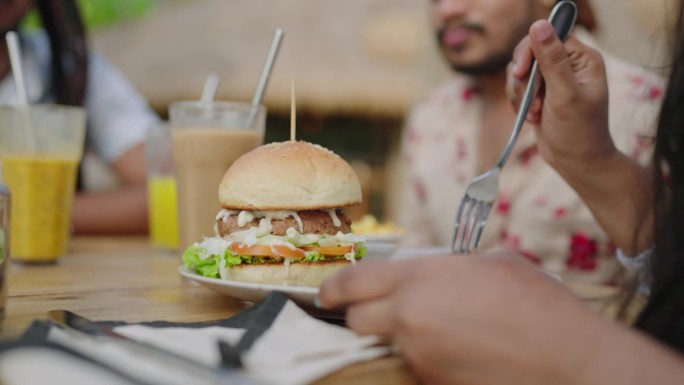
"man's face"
431,0,547,76
0,0,33,35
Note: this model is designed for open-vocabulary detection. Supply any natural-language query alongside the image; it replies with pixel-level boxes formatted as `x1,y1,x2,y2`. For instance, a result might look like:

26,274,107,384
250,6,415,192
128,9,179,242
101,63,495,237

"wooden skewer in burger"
182,79,366,287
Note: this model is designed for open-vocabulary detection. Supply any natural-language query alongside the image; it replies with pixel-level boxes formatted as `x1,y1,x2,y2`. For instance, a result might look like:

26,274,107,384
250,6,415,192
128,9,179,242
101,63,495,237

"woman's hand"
318,253,610,384
508,21,656,254
507,20,615,172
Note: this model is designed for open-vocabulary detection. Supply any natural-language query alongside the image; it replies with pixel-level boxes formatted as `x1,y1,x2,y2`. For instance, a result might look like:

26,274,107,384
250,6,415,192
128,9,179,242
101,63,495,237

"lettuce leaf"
182,245,221,278
355,243,367,258
183,242,367,278
303,252,325,262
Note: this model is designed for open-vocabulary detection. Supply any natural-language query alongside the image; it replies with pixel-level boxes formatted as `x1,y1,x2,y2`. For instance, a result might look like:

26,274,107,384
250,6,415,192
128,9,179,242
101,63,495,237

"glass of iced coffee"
169,101,265,251
0,105,86,263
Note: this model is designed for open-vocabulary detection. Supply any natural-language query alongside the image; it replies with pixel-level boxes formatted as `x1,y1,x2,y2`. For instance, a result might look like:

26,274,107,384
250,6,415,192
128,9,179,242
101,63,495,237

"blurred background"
29,0,672,222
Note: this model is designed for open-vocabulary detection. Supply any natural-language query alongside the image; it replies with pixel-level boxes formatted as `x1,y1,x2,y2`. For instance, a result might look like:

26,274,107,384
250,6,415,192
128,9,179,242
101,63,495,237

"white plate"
391,247,452,259
362,233,402,258
363,233,402,243
178,265,319,307
364,242,399,259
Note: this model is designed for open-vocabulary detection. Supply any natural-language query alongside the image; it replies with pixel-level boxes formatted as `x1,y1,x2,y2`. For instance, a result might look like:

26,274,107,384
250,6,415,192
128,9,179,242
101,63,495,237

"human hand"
319,253,610,385
507,20,616,172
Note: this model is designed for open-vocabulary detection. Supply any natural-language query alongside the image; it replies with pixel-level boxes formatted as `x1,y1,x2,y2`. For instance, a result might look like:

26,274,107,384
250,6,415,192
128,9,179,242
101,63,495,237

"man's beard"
448,49,514,76
436,22,531,77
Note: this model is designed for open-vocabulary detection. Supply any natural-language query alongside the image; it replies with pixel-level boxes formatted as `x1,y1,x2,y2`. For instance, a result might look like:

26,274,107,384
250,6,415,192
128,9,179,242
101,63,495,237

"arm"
72,143,148,234
71,53,159,234
553,150,654,256
319,253,684,384
580,321,684,385
508,21,654,255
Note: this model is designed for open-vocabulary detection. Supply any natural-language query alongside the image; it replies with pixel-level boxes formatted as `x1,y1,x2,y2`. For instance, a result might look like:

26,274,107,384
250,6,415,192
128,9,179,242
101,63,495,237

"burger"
182,141,366,287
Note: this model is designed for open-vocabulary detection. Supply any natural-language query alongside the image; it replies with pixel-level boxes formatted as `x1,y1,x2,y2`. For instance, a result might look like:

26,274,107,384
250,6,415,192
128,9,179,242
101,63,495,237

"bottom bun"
224,259,351,287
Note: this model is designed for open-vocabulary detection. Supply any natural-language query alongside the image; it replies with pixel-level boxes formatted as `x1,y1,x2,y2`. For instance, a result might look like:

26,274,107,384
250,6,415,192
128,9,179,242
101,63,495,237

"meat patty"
217,210,352,236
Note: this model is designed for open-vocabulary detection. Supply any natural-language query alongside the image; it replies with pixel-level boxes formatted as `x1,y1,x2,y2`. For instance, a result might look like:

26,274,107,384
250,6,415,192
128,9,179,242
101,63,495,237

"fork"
451,0,578,254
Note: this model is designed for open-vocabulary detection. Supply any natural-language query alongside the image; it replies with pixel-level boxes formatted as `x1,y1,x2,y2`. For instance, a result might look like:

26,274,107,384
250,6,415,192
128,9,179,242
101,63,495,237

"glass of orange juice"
0,105,85,263
146,122,179,250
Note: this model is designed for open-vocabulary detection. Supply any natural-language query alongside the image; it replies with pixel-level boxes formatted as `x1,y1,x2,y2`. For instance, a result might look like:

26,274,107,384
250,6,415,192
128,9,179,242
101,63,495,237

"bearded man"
399,0,664,283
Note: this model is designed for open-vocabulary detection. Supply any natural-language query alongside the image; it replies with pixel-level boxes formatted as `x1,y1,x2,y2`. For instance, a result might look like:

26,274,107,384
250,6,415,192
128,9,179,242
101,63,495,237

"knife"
48,309,256,385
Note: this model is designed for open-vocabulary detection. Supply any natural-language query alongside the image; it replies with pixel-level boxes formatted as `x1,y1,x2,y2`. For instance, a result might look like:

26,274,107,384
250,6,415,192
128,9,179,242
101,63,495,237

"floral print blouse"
398,30,664,284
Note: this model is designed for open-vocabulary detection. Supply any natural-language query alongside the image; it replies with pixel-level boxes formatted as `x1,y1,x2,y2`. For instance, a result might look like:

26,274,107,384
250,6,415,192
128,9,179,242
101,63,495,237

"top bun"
219,141,362,210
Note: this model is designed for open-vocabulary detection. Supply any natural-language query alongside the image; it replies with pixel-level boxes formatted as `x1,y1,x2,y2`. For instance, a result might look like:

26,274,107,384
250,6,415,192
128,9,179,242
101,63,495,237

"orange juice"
1,155,78,262
148,175,179,249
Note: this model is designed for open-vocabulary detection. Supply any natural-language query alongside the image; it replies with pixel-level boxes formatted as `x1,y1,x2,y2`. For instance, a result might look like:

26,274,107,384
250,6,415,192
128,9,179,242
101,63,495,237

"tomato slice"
230,244,305,259
301,246,354,256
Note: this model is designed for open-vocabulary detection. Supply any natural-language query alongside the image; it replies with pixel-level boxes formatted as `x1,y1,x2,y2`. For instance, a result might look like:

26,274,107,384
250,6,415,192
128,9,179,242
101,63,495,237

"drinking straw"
247,28,284,128
290,78,296,141
6,31,36,151
200,73,219,105
6,32,28,106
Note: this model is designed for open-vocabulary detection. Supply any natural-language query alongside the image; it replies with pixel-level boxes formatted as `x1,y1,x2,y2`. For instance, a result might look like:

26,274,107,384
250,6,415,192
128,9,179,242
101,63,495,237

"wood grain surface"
0,237,624,384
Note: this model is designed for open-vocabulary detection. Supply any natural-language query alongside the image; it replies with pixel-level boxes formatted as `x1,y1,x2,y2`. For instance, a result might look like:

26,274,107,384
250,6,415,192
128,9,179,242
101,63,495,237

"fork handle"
495,0,578,169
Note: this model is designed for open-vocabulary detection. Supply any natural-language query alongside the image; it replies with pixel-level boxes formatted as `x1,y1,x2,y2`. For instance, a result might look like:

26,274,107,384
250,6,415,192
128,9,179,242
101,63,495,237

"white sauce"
219,254,227,279
216,209,238,221
283,257,291,286
195,237,232,259
241,228,259,246
327,209,341,227
207,209,365,267
285,227,321,246
237,211,256,227
344,251,357,265
215,209,304,233
257,218,272,235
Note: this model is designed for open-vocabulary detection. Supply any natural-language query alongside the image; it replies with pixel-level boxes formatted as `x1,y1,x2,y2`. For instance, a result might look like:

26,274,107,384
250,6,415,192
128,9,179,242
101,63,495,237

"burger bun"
223,259,351,287
219,141,362,210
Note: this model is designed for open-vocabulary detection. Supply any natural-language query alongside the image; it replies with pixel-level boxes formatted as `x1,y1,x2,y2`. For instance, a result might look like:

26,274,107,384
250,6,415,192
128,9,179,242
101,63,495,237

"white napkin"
3,296,390,385
241,301,389,385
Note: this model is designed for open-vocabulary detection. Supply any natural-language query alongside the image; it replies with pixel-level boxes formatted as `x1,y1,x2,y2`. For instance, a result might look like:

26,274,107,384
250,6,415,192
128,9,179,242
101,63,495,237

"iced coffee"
169,101,265,250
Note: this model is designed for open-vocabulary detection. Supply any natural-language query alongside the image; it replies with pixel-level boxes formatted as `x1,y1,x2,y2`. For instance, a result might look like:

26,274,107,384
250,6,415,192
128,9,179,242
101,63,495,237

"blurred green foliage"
22,0,156,30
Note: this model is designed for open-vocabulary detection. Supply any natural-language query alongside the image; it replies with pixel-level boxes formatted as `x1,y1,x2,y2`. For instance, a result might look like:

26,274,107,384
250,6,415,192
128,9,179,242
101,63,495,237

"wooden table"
0,237,418,384
0,237,623,384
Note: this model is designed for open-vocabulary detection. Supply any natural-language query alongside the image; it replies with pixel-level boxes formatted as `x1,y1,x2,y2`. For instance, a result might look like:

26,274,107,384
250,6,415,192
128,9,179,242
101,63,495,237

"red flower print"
501,231,521,250
554,207,568,220
567,232,598,271
462,87,477,102
413,179,427,204
496,196,511,215
648,86,663,101
627,74,664,102
496,200,510,215
522,251,541,265
518,145,538,166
